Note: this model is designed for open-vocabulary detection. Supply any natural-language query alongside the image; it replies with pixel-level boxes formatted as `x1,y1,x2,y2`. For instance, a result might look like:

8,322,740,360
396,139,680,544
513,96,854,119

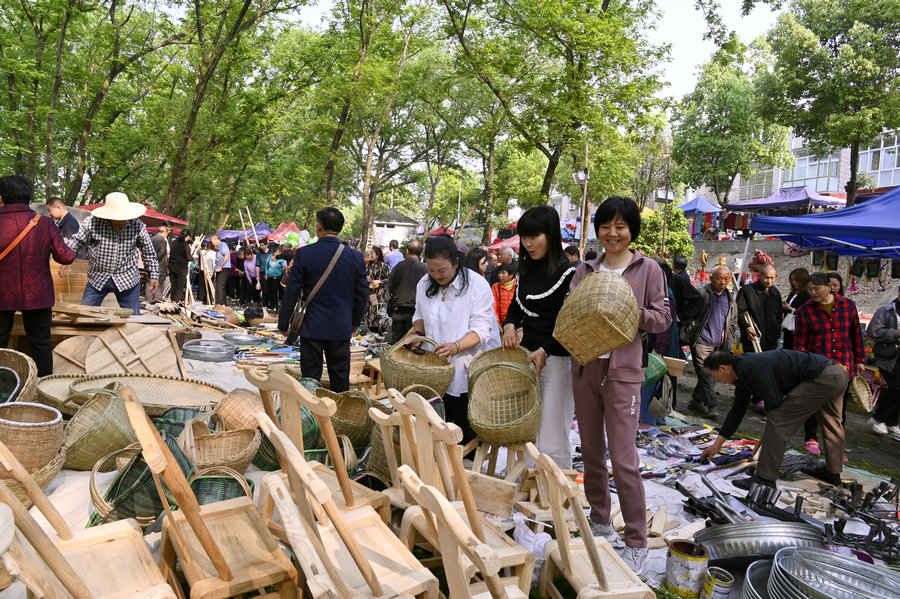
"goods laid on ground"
68,374,226,416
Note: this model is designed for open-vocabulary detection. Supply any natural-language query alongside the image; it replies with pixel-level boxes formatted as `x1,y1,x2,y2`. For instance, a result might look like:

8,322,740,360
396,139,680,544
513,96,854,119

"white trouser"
535,354,575,469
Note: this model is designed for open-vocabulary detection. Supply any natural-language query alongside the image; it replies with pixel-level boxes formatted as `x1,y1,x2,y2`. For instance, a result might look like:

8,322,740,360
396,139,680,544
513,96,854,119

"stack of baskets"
0,349,37,403
381,335,455,398
553,270,640,365
0,401,66,507
467,347,541,446
176,414,260,474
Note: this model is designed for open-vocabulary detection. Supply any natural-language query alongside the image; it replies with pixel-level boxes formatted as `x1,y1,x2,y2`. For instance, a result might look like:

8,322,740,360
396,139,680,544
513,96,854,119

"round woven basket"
62,388,137,471
1,447,65,509
69,374,226,416
468,361,541,446
188,466,254,505
314,388,373,448
177,417,261,474
849,375,874,412
0,402,63,472
89,445,157,528
214,388,265,431
553,270,640,365
0,349,37,404
469,347,531,378
35,374,89,416
381,335,454,398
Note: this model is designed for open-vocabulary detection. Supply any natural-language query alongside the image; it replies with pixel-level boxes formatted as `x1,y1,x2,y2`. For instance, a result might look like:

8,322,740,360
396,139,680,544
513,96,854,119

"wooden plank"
649,506,668,537
465,471,518,518
664,520,707,545
52,335,94,374
85,323,177,376
168,329,188,378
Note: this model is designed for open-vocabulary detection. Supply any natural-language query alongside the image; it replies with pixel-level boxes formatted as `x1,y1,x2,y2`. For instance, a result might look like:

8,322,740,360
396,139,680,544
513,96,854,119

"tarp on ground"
78,203,189,226
267,222,301,242
730,186,845,211
751,185,900,258
680,196,722,215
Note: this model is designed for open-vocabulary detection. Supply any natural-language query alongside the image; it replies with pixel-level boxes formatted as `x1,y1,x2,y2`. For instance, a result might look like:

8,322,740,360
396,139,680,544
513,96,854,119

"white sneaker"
621,545,648,574
869,417,889,435
590,521,625,549
887,424,900,437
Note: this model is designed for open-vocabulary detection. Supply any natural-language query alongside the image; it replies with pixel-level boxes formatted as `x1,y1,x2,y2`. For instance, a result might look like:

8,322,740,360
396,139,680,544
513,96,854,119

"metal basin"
742,559,772,599
694,522,824,561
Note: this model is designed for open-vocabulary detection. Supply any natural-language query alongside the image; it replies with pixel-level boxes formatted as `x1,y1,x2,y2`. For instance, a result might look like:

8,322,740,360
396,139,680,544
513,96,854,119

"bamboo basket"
188,466,254,505
1,447,65,508
213,388,265,431
468,361,541,446
61,388,137,471
69,374,226,416
153,407,210,440
177,416,261,474
850,375,874,412
380,335,455,397
0,402,63,472
553,270,640,365
0,349,37,404
314,388,373,448
34,374,89,416
469,346,531,377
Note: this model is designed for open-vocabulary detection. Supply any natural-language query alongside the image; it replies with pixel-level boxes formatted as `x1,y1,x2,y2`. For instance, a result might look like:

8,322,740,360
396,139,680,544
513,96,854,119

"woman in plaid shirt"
794,271,865,458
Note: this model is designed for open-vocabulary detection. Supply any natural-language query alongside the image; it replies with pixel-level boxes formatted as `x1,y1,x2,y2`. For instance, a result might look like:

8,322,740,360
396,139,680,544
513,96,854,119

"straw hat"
92,192,146,221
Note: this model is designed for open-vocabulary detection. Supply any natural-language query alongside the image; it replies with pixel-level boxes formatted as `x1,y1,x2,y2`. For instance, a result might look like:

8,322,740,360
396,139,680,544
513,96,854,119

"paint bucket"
699,566,734,599
663,539,709,598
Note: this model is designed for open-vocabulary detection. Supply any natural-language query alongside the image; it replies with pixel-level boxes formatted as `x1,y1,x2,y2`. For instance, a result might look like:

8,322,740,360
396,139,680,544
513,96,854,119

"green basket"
189,466,254,506
252,404,320,471
642,353,667,388
87,430,194,528
154,407,211,439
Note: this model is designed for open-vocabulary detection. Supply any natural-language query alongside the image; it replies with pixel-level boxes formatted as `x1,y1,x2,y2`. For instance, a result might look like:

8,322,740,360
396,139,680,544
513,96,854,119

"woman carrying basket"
500,205,577,469
412,236,500,442
570,197,671,574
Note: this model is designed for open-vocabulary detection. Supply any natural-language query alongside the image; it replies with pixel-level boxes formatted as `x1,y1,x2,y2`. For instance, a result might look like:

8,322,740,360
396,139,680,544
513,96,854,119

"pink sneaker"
805,439,821,455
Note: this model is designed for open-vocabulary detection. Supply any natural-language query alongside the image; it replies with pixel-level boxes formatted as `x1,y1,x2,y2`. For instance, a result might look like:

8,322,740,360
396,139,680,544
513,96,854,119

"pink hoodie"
569,250,672,383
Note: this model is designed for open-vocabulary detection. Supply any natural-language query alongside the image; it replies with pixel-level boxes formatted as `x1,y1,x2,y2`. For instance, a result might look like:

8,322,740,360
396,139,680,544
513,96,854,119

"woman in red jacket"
570,197,671,574
491,263,516,323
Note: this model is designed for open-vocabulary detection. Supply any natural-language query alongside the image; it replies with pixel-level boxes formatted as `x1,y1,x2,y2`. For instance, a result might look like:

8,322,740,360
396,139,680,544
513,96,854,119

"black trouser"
214,270,228,305
300,337,351,393
0,309,53,377
874,365,900,427
226,276,241,299
169,268,188,304
444,392,476,445
267,279,283,310
391,307,416,344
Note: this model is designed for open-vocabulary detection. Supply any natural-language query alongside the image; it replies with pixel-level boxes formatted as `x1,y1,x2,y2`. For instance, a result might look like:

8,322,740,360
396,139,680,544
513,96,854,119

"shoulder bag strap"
288,244,345,338
0,214,41,262
304,244,344,309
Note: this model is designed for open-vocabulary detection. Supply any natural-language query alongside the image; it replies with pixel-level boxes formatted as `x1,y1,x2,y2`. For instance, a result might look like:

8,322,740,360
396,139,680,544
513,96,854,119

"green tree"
631,204,694,259
756,0,900,206
672,41,792,209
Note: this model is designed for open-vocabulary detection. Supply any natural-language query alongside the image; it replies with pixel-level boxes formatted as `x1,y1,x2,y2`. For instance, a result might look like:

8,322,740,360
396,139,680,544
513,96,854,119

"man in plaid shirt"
65,192,159,314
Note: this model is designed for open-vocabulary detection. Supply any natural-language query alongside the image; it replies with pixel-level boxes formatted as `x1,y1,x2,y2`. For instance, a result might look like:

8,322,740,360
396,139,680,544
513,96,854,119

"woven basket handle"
400,384,440,400
59,387,118,412
89,444,142,522
468,360,538,387
323,434,358,470
176,418,211,462
188,466,253,499
384,335,442,361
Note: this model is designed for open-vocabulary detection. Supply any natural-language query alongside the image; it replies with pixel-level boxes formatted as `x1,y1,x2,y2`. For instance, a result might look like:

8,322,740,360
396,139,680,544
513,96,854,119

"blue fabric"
266,256,286,277
214,242,230,270
82,278,141,314
680,196,722,215
734,185,844,210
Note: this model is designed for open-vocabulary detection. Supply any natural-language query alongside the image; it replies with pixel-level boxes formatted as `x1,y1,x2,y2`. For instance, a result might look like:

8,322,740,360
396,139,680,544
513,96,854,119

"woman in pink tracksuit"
570,197,671,573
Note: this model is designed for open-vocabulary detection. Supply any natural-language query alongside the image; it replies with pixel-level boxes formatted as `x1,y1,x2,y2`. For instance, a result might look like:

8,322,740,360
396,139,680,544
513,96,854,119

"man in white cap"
65,192,159,314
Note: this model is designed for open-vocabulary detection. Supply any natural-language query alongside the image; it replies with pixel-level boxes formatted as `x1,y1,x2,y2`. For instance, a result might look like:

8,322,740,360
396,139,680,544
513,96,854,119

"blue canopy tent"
680,196,722,215
730,186,844,211
751,186,900,258
680,196,722,239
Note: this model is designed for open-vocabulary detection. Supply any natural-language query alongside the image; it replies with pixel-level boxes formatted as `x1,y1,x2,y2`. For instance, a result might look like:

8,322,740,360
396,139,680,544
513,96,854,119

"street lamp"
573,146,590,252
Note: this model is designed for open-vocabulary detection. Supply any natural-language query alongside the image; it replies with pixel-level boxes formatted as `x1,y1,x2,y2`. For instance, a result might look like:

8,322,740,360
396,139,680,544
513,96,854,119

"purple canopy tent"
680,196,722,215
215,229,245,243
730,186,845,211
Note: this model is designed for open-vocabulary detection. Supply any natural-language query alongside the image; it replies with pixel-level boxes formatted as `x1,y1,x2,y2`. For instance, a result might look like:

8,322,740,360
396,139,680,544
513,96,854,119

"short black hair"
316,206,344,233
563,246,580,258
467,247,487,271
46,196,66,207
808,272,831,287
827,271,844,295
406,239,423,256
517,205,565,277
593,196,640,241
423,235,469,298
389,239,399,249
704,351,736,371
498,263,517,276
584,250,598,260
0,175,34,205
673,256,688,271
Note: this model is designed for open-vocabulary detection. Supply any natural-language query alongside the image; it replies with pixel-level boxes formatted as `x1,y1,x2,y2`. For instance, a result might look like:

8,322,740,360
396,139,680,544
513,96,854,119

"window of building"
783,149,840,192
739,169,774,201
859,131,900,188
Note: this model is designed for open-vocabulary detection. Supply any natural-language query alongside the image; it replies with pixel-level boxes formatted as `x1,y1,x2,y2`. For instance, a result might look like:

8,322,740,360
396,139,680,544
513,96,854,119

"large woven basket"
1,447,65,508
553,270,640,365
849,375,874,412
213,388,265,431
62,388,137,471
0,349,37,404
177,416,261,474
154,407,210,439
252,404,320,471
468,360,541,446
188,466,254,506
314,388,373,448
69,374,226,416
381,335,455,398
35,374,89,416
469,347,531,377
0,402,63,472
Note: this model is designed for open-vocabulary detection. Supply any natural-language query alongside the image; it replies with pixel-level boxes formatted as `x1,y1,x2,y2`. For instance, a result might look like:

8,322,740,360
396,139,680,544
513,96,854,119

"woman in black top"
168,229,193,304
500,206,577,468
782,267,810,350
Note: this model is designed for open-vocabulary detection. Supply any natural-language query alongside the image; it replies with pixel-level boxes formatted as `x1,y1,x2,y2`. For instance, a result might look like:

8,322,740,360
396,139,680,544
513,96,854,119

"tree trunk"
845,140,859,207
540,149,562,200
480,140,496,245
45,4,74,200
324,99,352,204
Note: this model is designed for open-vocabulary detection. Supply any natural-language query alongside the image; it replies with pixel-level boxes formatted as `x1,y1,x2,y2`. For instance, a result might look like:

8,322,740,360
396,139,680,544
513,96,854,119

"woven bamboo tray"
0,349,37,404
553,270,639,365
850,375,874,412
35,374,89,416
1,447,65,508
68,374,226,416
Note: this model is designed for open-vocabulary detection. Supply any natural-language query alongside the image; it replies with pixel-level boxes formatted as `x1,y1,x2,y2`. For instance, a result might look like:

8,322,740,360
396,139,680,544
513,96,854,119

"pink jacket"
569,250,671,383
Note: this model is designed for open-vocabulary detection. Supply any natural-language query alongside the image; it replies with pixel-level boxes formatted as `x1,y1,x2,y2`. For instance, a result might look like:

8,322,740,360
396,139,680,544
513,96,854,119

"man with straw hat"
64,192,158,314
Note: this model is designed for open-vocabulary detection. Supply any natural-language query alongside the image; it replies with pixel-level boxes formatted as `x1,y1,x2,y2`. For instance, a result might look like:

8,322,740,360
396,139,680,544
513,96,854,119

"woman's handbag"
782,313,796,332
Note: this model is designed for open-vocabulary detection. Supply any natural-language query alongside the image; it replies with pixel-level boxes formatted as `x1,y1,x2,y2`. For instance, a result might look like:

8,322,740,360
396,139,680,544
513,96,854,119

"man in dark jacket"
278,207,368,392
148,224,170,303
700,349,848,488
388,239,427,343
671,256,702,321
736,265,782,352
680,265,737,418
0,176,76,376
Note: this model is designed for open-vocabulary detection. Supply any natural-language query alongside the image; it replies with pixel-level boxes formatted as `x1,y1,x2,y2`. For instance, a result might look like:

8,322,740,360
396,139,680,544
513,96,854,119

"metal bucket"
700,566,735,599
664,539,710,598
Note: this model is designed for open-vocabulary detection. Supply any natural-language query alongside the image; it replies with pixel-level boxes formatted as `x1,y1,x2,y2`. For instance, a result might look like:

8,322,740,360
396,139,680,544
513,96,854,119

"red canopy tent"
429,226,454,236
488,235,519,249
267,222,301,242
78,203,188,227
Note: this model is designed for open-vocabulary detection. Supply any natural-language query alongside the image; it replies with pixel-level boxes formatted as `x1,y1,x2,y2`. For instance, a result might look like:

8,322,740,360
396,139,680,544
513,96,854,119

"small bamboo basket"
849,375,874,412
314,388,373,448
213,388,265,431
0,349,37,404
0,402,63,472
468,360,541,446
177,415,261,474
188,466,255,506
380,335,455,398
61,388,137,471
553,270,640,365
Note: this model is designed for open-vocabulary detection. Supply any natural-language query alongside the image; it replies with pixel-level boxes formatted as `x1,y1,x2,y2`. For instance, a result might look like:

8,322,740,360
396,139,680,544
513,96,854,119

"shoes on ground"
733,476,776,491
621,545,648,574
805,439,821,455
687,401,709,415
888,424,900,437
802,465,841,486
750,401,766,412
869,417,889,435
590,520,625,550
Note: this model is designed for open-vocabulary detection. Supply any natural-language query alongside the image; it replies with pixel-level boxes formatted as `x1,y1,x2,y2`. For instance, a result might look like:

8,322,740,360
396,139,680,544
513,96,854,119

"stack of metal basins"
768,547,900,598
181,339,234,362
742,559,772,599
695,522,825,563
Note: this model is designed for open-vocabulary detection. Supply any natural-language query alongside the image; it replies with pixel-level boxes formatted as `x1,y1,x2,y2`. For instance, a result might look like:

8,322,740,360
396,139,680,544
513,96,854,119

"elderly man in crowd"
0,176,75,376
388,239,427,343
66,192,158,314
736,265,782,353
